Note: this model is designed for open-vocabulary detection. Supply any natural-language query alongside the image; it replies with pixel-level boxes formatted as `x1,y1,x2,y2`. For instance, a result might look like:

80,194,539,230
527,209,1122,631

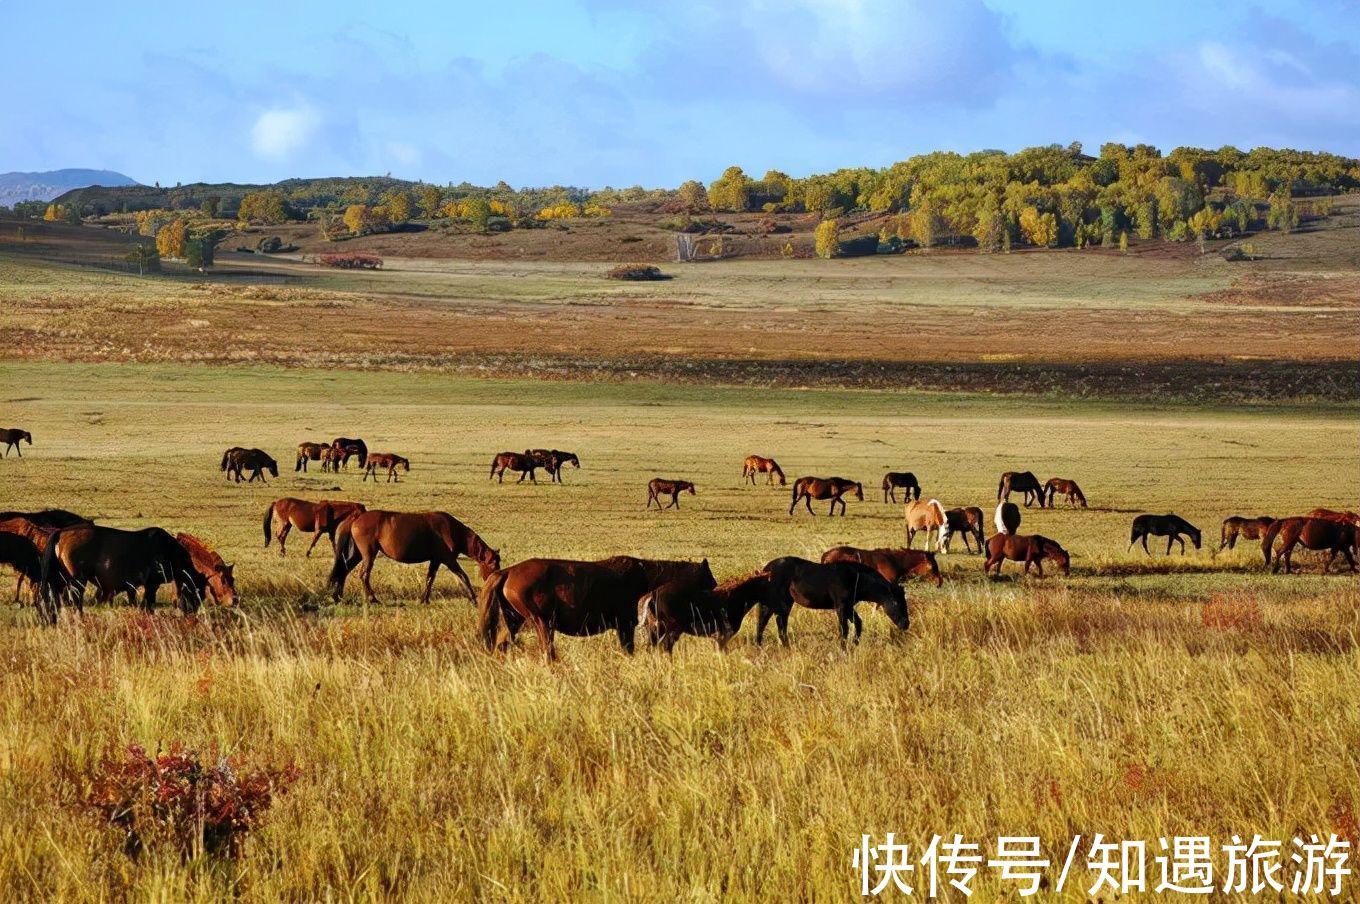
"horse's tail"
36,533,65,626
638,589,658,640
263,501,275,546
996,476,1006,501
1043,480,1055,507
220,450,229,471
489,456,498,479
294,452,303,472
1261,518,1286,566
994,503,1009,536
477,569,510,652
328,518,358,595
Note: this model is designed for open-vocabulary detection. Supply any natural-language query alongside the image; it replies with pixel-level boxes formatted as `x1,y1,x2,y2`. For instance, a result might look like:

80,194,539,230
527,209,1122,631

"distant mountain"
0,168,138,208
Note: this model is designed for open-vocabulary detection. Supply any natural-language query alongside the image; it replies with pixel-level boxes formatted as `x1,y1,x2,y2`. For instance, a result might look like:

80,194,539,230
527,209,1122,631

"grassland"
0,362,1357,901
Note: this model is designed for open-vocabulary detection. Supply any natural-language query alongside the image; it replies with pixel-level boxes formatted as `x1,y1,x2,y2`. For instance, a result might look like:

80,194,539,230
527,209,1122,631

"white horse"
905,498,949,552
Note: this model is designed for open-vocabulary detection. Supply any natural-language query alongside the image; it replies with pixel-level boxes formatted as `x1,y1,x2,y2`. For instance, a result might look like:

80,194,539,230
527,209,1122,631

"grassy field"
0,362,1357,900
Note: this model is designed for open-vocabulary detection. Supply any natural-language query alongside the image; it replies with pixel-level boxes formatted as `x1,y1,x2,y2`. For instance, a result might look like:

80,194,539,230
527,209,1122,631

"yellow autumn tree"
1019,206,1059,247
536,202,582,220
417,185,443,219
814,219,840,259
381,191,411,223
343,204,370,235
155,218,188,258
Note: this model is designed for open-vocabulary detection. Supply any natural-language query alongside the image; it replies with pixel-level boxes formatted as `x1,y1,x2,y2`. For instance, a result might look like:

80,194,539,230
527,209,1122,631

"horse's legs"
850,608,863,645
278,522,293,556
1177,535,1187,555
788,492,798,515
804,494,814,515
359,551,381,604
1342,547,1358,572
615,620,635,655
647,491,656,510
754,605,772,645
670,492,680,509
421,561,440,605
1034,559,1045,578
444,558,476,603
1141,534,1151,556
837,609,851,650
776,611,790,647
304,528,328,558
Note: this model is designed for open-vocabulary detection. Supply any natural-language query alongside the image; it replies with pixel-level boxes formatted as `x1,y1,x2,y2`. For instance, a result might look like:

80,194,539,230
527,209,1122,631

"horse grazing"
639,571,773,652
648,478,696,510
1044,477,1087,508
941,506,986,554
903,499,948,550
329,510,500,606
997,471,1046,508
1217,516,1274,554
985,534,1071,578
994,502,1021,536
174,533,237,607
330,438,368,470
882,472,921,503
527,449,580,483
743,455,786,486
222,448,278,483
264,498,366,557
490,452,538,484
1130,513,1202,555
820,546,942,587
0,428,32,457
38,525,205,625
295,442,330,472
790,476,863,516
364,453,410,483
0,526,45,604
479,556,715,660
1262,517,1357,574
756,557,909,648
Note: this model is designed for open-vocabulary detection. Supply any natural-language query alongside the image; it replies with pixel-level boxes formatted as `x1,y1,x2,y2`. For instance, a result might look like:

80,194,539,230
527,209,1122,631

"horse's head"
478,547,502,579
564,453,580,469
913,552,943,587
881,581,910,631
266,456,279,477
401,457,411,472
208,563,237,607
687,482,697,495
21,431,32,444
1189,527,1202,550
853,482,864,501
1046,541,1072,576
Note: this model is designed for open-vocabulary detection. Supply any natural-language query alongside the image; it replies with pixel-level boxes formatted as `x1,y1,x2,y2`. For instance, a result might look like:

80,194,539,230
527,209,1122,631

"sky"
3,0,1358,188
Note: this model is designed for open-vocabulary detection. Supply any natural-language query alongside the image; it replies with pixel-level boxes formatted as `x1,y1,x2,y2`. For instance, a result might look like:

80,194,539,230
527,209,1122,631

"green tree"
1267,190,1298,233
124,244,161,275
814,219,840,259
677,180,708,213
200,196,221,218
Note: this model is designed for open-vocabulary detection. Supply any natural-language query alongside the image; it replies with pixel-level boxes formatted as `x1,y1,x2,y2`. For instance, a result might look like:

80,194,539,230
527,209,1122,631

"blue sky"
4,0,1357,187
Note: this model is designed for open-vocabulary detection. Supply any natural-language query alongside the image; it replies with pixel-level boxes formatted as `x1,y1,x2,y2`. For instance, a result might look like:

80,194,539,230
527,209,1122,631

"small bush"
320,252,383,270
607,264,669,281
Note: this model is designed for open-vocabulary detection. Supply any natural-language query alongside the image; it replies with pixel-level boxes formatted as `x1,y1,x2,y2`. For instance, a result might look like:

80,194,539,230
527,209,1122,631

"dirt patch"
1195,272,1360,307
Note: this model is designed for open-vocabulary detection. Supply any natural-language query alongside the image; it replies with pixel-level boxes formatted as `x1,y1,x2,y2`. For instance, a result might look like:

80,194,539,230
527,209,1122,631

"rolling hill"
0,168,137,208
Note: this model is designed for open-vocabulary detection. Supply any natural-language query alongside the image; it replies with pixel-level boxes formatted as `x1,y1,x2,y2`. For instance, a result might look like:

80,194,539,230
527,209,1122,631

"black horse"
527,449,581,483
881,471,921,503
39,524,206,624
1130,513,1202,555
755,556,909,648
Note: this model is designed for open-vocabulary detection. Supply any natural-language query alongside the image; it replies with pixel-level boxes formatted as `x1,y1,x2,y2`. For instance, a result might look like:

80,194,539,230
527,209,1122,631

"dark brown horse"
329,510,500,605
882,471,921,503
0,428,32,457
639,571,773,652
222,448,278,483
985,534,1070,578
1262,517,1357,573
1217,516,1274,555
0,526,45,604
941,506,987,554
39,525,206,624
1044,477,1087,508
648,478,696,510
479,556,715,660
527,449,580,483
363,453,410,482
175,533,237,607
490,452,538,484
755,556,909,647
743,455,786,486
330,438,368,470
790,476,863,516
998,471,1046,508
264,498,366,557
295,441,330,472
820,546,943,587
1130,513,1201,555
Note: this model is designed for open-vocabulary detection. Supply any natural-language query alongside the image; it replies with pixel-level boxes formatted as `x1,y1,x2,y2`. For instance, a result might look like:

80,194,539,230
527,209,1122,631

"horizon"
4,0,1358,188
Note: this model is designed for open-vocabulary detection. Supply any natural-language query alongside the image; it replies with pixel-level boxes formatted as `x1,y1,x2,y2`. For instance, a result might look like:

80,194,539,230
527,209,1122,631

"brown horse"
1262,517,1357,573
1044,477,1087,508
174,533,237,607
994,501,1021,535
820,546,943,587
1130,513,1201,555
479,556,715,660
363,453,410,483
997,471,1046,508
527,449,580,483
329,510,500,605
742,455,786,486
756,557,909,648
941,506,987,554
985,534,1071,578
222,448,278,483
263,498,366,557
320,445,345,472
330,438,368,470
903,498,948,550
1217,516,1274,555
1307,508,1360,526
38,525,206,624
790,476,863,516
882,472,921,503
639,571,773,652
648,478,696,510
295,442,330,472
0,514,83,602
490,452,538,484
0,428,32,457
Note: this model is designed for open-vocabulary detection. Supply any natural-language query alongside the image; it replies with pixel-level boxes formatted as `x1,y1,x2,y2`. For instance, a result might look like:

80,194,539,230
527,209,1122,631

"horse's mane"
714,571,769,593
175,532,225,569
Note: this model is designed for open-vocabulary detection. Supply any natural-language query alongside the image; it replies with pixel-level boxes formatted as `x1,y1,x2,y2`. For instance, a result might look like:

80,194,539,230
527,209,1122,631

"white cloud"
251,106,321,159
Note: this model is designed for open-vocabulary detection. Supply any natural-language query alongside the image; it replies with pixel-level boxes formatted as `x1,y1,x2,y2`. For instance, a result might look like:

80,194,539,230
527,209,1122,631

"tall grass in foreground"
0,587,1356,901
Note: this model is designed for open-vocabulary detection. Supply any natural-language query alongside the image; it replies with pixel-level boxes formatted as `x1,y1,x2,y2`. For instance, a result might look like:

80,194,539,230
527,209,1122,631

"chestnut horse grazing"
790,476,863,516
648,478,697,510
222,448,279,483
882,472,921,503
38,525,205,625
994,502,1021,536
364,453,410,483
295,442,330,472
264,498,366,557
1130,513,1202,555
1044,477,1087,508
998,471,1046,508
639,571,772,652
527,449,581,483
985,534,1071,578
329,510,500,605
1217,516,1274,554
490,452,538,484
743,455,786,486
1262,517,1357,573
479,556,715,660
330,438,368,470
941,506,986,554
756,557,909,648
175,533,237,607
903,499,948,550
820,546,942,587
0,428,32,457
